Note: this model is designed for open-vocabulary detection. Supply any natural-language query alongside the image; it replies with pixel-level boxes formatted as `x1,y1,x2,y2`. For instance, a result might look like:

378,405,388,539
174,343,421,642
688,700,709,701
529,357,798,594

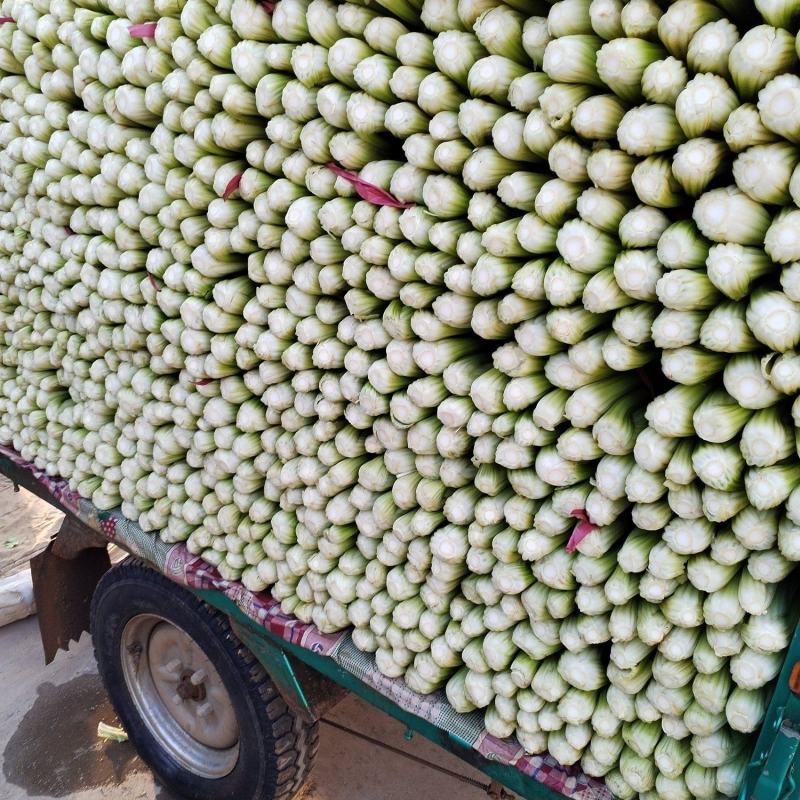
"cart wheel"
90,559,318,800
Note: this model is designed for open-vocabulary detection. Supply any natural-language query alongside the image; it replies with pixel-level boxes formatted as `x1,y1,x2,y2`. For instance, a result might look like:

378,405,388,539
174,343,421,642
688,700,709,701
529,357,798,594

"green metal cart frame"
2,451,799,800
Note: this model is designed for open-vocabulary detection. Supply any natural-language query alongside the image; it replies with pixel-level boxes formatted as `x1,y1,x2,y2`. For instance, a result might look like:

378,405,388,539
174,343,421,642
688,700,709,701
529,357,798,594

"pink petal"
260,0,276,12
147,273,160,291
128,22,157,38
570,508,591,523
0,17,14,24
355,182,414,208
566,509,598,553
567,521,598,553
63,226,74,235
223,172,243,200
326,162,413,209
192,378,214,386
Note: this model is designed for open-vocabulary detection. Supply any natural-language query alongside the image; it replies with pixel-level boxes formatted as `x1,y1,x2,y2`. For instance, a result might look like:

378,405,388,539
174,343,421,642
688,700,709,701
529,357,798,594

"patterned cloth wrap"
0,443,612,800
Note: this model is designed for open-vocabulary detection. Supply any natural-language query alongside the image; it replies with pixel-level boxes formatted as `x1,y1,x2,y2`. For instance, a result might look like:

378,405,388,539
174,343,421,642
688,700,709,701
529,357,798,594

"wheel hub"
176,669,207,702
120,614,240,779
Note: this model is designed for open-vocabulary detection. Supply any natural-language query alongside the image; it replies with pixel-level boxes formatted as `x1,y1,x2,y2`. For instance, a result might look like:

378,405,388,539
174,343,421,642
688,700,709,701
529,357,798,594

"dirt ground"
0,475,63,578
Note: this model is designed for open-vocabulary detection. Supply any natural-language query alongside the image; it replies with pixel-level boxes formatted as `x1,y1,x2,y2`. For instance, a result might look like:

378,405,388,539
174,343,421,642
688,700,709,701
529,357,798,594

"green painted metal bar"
740,608,800,800
231,617,317,724
752,720,799,800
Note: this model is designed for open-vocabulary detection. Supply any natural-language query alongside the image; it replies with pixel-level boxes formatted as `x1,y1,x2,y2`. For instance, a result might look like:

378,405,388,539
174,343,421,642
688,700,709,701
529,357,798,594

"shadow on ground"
2,671,176,798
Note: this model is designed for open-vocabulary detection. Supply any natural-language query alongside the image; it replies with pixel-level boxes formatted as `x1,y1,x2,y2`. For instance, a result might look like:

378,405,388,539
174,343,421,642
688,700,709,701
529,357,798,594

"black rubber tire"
90,558,318,800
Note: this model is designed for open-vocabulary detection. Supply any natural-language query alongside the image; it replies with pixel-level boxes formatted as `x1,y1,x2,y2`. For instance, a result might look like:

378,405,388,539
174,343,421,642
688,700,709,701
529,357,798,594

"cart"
1,446,798,800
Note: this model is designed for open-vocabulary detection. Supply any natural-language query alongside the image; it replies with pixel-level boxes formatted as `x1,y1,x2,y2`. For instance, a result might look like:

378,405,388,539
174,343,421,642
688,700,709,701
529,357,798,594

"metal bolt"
190,669,207,686
166,658,182,674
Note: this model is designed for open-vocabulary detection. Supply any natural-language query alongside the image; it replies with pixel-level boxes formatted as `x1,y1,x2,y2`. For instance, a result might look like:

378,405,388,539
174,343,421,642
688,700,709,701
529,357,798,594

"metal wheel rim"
120,613,240,779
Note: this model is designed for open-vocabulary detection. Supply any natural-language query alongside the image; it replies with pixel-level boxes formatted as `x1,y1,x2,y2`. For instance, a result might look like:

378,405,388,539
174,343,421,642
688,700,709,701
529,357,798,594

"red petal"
223,173,243,200
0,17,14,24
192,378,214,386
326,162,413,209
147,273,159,291
260,0,276,12
128,22,157,37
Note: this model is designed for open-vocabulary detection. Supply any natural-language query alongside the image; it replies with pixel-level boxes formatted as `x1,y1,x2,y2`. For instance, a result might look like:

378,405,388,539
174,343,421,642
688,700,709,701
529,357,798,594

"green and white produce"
1,0,800,797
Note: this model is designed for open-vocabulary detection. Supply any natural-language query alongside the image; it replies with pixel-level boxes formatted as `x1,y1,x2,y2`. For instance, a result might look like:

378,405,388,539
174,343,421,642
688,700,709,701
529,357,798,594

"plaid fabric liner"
0,443,612,800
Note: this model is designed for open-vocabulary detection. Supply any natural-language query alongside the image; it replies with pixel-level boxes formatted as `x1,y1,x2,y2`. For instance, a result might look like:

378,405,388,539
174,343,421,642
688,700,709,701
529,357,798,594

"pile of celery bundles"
1,0,800,795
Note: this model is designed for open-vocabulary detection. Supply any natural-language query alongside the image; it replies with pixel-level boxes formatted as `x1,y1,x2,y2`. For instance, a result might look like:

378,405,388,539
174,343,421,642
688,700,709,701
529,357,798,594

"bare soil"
0,474,63,579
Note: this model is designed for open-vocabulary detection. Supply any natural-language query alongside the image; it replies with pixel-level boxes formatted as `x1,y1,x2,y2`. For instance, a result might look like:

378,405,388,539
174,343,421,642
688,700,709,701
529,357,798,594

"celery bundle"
1,0,800,797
